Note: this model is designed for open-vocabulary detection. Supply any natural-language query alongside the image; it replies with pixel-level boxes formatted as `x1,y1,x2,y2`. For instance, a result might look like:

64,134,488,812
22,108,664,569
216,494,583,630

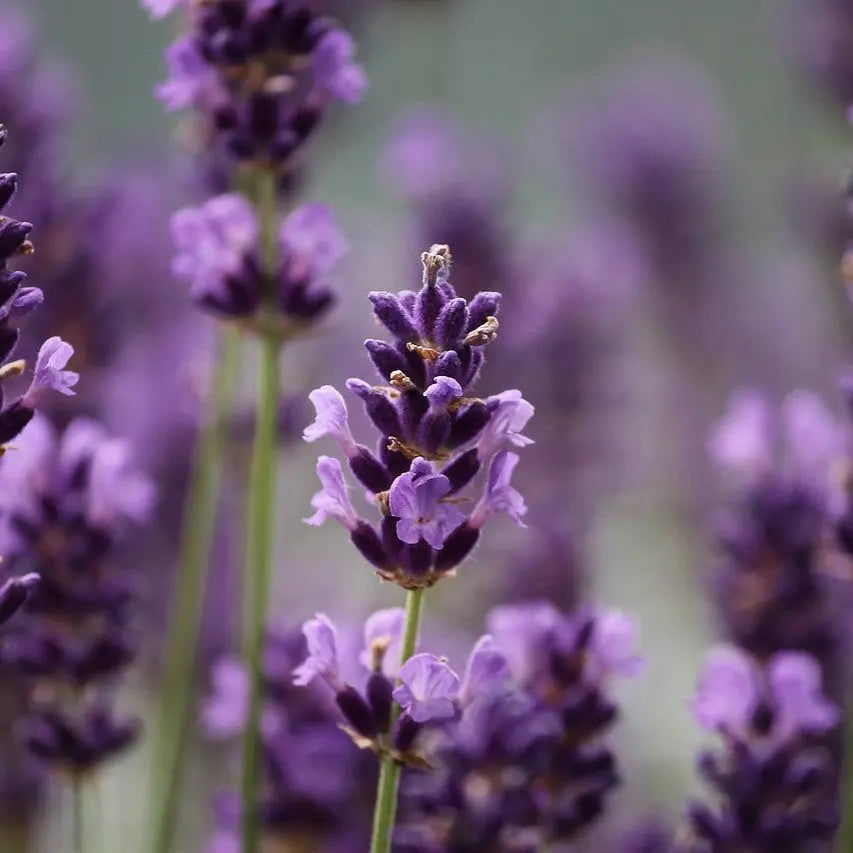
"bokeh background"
10,0,853,849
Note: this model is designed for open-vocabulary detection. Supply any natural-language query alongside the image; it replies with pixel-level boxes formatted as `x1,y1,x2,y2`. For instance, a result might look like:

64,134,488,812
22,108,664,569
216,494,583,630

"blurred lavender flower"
171,194,347,328
204,622,378,850
680,646,839,851
395,601,642,850
303,243,533,589
381,107,511,300
0,416,152,771
145,0,366,179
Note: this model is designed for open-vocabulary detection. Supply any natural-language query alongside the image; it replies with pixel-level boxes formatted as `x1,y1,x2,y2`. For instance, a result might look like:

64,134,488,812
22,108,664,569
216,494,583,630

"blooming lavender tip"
393,653,459,723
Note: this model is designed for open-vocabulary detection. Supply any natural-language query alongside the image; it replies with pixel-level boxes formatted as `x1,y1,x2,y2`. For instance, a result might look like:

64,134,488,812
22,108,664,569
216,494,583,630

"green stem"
839,695,853,850
369,588,425,853
72,774,83,853
239,170,281,853
149,326,241,853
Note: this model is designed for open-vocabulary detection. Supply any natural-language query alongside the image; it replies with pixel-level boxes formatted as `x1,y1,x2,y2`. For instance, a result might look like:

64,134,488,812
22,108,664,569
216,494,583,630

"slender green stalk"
839,699,853,850
369,588,426,853
72,774,83,853
239,170,282,853
149,326,242,853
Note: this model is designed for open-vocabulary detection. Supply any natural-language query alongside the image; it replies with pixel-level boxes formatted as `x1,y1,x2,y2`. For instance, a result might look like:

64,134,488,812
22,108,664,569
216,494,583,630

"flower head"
393,653,459,723
388,459,466,549
292,614,341,689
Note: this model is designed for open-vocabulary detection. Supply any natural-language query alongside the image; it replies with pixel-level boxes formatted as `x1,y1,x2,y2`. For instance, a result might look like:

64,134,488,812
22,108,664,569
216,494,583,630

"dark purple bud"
369,292,420,343
380,515,403,563
0,220,32,258
0,574,38,624
464,348,485,387
249,91,279,140
380,439,410,479
414,281,447,341
0,400,33,444
400,540,433,577
351,521,391,570
0,269,27,304
466,291,501,331
0,325,18,362
446,401,490,449
366,672,394,732
433,350,463,384
365,339,408,381
435,298,469,350
433,524,479,574
336,685,378,739
397,391,429,443
398,342,427,388
442,448,480,494
393,713,422,752
347,379,403,437
348,445,392,493
0,173,17,210
73,635,136,684
418,412,451,455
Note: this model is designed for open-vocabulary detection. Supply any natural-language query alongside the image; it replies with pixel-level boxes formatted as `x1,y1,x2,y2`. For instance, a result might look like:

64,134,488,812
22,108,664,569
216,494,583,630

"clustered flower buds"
144,0,366,174
680,646,839,850
303,244,534,588
0,128,77,451
170,194,346,328
0,416,153,771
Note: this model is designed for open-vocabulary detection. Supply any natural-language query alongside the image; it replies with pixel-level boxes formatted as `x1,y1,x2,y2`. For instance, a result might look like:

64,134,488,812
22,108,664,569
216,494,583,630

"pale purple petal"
767,652,839,738
393,654,459,723
303,386,357,457
87,438,155,529
304,456,359,531
486,601,561,683
360,607,405,675
389,461,464,549
781,391,843,485
587,610,644,681
459,635,510,706
141,0,184,18
692,645,759,736
425,376,463,412
477,390,535,459
293,613,341,688
202,657,249,739
313,31,368,104
157,36,212,111
469,451,527,528
280,204,348,276
708,389,773,480
22,337,79,407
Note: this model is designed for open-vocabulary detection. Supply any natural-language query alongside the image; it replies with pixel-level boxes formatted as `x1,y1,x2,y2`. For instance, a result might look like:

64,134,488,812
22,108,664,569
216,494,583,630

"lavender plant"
142,1,366,849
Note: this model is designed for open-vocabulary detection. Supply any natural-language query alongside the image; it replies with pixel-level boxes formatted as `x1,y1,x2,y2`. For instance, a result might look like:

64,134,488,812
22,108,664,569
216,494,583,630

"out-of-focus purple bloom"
202,657,249,740
683,646,839,850
313,31,368,105
0,573,38,626
280,204,348,277
20,336,78,406
708,388,774,481
458,635,510,706
389,459,466,549
141,0,184,20
293,613,342,689
87,437,156,530
157,35,215,112
304,456,359,531
587,609,644,681
393,654,459,723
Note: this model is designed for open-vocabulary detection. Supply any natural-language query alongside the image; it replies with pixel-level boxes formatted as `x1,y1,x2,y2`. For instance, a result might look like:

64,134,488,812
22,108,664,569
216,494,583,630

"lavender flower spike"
393,653,459,723
21,336,78,407
388,459,466,549
292,613,342,689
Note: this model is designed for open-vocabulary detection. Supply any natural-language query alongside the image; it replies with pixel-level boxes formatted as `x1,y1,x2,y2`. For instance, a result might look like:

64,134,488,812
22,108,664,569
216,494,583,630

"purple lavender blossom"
145,0,367,172
304,456,359,530
360,607,405,676
171,196,346,326
204,625,377,850
681,646,839,850
0,415,151,771
396,602,642,849
393,654,459,723
303,244,534,588
292,614,342,689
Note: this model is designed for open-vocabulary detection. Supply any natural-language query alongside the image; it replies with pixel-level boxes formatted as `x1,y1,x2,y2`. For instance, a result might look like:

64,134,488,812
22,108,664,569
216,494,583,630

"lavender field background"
5,0,853,850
